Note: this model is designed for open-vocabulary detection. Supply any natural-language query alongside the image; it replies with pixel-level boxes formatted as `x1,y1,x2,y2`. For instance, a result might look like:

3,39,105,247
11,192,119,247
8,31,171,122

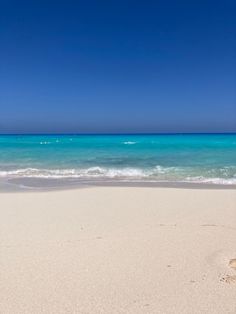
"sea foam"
0,166,235,184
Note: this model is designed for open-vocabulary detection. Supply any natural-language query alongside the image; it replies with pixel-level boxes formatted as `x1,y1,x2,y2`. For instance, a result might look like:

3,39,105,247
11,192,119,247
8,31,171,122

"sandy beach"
0,186,236,313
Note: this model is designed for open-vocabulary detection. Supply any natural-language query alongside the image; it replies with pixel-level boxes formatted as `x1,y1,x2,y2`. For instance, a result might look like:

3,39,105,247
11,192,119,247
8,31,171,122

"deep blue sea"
0,134,236,187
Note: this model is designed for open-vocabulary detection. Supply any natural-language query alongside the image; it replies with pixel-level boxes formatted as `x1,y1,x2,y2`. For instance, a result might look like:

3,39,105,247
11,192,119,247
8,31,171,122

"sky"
0,0,235,134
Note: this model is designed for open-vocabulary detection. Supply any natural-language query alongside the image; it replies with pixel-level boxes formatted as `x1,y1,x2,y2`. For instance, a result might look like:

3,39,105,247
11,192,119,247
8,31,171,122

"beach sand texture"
0,187,236,313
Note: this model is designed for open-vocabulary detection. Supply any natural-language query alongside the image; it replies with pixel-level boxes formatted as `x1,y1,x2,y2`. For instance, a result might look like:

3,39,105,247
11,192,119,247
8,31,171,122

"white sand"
0,187,236,313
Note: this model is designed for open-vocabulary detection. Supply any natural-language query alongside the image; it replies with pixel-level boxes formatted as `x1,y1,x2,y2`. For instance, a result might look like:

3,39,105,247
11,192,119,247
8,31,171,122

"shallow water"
0,134,236,188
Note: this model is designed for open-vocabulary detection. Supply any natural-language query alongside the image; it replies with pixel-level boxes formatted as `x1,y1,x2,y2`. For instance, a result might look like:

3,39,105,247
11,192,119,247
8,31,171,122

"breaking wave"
0,166,235,184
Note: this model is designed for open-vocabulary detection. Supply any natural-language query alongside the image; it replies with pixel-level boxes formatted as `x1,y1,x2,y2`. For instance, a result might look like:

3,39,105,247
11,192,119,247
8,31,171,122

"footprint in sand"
207,251,236,284
220,275,236,284
220,258,236,284
229,259,236,270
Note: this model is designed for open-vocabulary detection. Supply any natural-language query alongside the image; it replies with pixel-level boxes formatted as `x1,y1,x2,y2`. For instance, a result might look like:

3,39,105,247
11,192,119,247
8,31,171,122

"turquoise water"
0,134,236,185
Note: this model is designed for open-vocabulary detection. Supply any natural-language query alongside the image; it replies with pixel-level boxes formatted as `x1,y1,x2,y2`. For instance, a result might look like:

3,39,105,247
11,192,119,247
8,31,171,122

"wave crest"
123,141,137,145
0,166,235,184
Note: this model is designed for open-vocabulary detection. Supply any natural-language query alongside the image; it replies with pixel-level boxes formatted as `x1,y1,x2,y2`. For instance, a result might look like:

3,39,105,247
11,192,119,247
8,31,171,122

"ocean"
0,134,236,189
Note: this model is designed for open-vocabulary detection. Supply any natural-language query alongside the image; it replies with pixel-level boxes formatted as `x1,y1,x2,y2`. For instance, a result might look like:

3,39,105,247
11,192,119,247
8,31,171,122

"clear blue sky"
1,0,235,133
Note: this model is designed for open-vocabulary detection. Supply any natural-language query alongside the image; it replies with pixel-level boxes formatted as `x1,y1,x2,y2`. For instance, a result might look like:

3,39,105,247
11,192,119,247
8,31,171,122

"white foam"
0,167,148,179
123,141,137,145
0,166,235,185
40,141,51,145
185,176,236,185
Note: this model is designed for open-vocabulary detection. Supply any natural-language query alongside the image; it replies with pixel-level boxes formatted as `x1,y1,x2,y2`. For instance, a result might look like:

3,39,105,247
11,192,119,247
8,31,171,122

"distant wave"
39,139,61,144
123,141,137,145
40,141,51,145
0,166,235,184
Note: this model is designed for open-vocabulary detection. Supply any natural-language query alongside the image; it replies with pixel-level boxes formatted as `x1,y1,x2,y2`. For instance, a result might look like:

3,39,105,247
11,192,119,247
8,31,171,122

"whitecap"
123,141,137,145
40,141,51,145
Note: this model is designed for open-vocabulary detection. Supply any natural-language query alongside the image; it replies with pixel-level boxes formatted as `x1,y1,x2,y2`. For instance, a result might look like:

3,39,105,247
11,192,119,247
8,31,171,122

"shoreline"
0,177,236,192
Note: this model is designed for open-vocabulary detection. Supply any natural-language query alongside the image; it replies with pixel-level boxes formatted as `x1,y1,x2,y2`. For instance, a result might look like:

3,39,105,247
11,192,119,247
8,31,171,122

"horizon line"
0,132,236,136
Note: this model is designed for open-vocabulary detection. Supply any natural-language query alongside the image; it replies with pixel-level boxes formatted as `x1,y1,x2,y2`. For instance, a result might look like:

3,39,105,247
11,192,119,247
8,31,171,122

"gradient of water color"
0,134,236,185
